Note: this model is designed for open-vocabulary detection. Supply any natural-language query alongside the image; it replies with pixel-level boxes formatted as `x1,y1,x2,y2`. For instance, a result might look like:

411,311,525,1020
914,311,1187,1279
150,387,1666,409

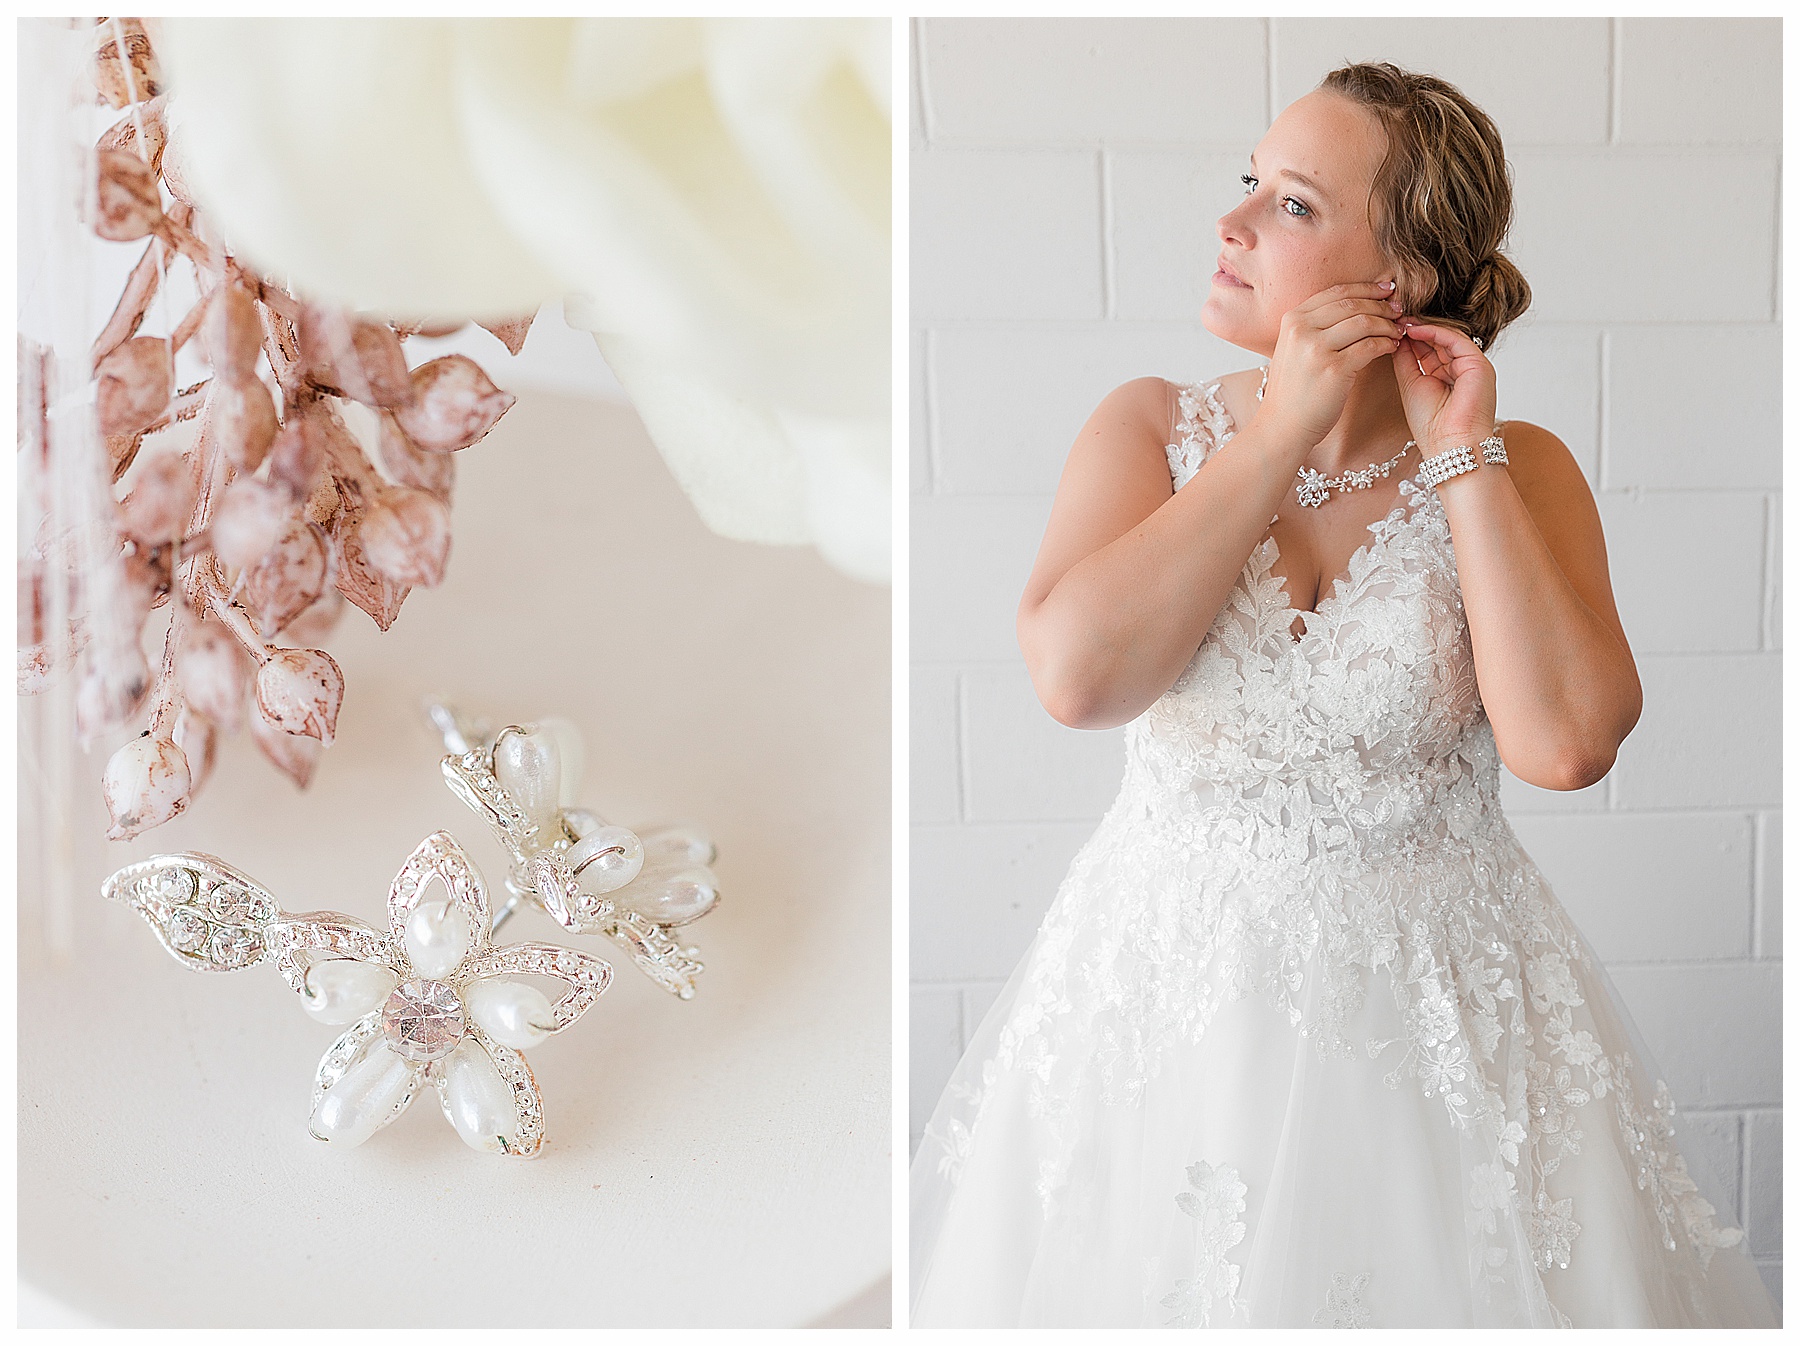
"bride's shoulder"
1089,367,1264,445
1491,419,1595,507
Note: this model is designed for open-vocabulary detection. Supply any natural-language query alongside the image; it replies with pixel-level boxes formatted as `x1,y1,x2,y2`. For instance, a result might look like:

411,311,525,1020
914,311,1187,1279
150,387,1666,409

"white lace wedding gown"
910,379,1778,1328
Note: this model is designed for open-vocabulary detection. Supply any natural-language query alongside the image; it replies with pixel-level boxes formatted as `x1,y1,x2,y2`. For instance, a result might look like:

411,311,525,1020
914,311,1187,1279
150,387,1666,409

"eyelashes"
1240,173,1312,219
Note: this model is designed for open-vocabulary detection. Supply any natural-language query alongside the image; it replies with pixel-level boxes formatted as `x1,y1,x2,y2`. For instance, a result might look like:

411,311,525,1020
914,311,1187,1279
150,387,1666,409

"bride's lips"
1213,260,1251,289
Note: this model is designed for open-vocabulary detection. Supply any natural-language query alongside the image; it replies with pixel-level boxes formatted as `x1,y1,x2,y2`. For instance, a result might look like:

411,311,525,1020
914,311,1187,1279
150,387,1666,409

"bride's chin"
1201,306,1275,358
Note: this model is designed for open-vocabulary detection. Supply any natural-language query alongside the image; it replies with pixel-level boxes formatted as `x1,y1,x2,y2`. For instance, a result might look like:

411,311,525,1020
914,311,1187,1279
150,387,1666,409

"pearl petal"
466,977,557,1050
442,1038,520,1154
640,824,716,866
530,716,585,808
568,825,645,896
404,898,470,980
301,960,398,1025
309,1043,415,1147
620,864,719,926
492,726,561,824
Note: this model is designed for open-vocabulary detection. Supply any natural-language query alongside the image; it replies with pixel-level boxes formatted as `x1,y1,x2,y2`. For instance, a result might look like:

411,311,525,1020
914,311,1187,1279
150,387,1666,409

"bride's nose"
1217,200,1252,249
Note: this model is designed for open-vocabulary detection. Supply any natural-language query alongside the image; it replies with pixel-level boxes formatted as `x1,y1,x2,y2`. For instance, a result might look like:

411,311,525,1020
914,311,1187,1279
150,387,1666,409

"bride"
910,62,1777,1328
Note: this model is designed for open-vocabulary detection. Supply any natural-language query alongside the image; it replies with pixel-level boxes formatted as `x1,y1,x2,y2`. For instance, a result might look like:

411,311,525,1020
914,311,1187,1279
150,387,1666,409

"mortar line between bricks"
1264,18,1276,127
1607,18,1621,145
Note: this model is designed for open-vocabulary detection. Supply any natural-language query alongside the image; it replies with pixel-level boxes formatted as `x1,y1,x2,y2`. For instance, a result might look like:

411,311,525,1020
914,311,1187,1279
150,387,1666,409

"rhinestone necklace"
1255,366,1416,510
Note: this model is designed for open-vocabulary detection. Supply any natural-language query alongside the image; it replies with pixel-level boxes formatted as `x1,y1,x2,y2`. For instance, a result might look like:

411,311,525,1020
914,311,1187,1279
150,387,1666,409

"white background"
909,17,1781,1306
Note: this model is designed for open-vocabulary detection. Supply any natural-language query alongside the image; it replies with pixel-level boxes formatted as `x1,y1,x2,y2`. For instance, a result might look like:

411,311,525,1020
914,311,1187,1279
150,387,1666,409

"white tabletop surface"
18,388,891,1326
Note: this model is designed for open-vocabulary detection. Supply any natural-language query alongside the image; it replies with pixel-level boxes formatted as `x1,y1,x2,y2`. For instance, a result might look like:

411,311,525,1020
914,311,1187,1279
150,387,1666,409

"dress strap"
1165,379,1236,491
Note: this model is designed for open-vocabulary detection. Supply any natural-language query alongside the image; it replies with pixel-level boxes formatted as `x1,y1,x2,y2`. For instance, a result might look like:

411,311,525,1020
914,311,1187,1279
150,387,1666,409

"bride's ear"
1391,261,1436,316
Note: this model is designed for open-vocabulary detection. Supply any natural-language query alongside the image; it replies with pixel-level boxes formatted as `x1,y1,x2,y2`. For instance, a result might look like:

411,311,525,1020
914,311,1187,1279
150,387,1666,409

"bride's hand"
1391,321,1499,452
1257,281,1406,450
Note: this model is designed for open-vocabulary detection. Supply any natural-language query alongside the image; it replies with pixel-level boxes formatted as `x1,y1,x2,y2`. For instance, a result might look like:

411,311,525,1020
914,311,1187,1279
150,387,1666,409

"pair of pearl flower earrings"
100,703,719,1160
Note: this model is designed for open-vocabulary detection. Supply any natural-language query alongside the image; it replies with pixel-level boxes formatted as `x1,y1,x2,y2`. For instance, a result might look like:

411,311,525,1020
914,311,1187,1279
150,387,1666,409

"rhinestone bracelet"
1417,433,1507,488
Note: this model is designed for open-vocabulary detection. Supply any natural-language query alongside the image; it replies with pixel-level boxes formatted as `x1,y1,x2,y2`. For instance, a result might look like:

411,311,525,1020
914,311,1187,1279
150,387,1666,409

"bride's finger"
1319,311,1402,352
1397,321,1487,368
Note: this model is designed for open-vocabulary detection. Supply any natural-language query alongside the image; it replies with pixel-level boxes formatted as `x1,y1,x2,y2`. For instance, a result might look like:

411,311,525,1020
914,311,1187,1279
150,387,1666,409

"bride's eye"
1240,173,1257,195
1281,196,1311,219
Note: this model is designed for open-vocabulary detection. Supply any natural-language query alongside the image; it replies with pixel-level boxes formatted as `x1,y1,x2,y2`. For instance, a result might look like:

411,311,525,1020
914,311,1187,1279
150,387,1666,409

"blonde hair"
1320,61,1532,350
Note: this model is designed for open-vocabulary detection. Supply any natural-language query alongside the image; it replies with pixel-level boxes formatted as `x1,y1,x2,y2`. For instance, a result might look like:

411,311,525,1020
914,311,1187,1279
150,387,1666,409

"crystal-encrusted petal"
101,852,281,973
264,913,400,996
458,941,613,1033
385,831,491,970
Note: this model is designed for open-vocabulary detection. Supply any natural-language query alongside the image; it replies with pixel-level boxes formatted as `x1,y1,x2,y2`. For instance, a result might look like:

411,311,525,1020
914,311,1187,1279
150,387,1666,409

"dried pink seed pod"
119,546,173,621
159,126,199,209
331,515,410,631
265,416,326,502
360,487,451,587
375,414,453,499
76,646,153,742
393,355,516,452
76,644,151,742
93,148,163,242
115,446,196,546
256,647,343,745
299,308,413,409
103,733,191,840
250,700,322,787
479,313,535,357
95,335,173,437
90,20,162,109
209,476,299,571
108,429,145,482
241,521,330,637
172,707,217,793
204,285,265,382
97,93,167,176
278,586,345,645
209,375,280,473
177,616,252,731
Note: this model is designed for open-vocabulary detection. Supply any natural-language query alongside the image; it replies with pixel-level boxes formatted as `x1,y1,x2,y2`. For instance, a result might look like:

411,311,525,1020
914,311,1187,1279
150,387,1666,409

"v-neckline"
1210,380,1428,645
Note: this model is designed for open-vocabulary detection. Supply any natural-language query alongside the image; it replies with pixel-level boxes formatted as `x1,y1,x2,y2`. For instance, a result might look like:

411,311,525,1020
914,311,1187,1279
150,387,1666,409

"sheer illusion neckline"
1209,385,1428,644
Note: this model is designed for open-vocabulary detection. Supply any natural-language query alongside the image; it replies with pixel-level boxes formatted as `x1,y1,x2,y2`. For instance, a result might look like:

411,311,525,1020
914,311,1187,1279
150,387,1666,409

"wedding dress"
910,378,1778,1328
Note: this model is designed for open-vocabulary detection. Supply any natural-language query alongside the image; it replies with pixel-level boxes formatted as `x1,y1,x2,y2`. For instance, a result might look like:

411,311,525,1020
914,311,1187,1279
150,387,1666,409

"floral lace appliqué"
1313,1270,1372,1327
1161,1160,1249,1326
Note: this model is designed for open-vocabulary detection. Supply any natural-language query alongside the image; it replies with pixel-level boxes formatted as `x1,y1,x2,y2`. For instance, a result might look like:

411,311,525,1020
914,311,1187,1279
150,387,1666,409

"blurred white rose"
157,17,891,582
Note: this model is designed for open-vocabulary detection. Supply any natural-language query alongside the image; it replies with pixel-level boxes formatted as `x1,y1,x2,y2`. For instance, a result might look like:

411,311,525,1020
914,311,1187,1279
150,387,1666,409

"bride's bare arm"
1388,321,1641,791
1434,421,1642,791
1019,282,1405,729
1016,377,1300,730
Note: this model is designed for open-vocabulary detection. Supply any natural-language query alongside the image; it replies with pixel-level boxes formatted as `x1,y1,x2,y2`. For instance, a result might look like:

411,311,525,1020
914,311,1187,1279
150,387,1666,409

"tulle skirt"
910,817,1778,1328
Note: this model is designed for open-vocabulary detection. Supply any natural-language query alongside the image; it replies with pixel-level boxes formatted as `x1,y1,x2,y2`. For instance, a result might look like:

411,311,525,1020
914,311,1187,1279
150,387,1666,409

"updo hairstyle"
1320,62,1532,351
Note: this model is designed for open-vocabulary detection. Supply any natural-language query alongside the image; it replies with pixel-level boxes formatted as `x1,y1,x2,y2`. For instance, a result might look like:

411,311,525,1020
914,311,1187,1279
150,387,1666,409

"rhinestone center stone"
381,978,465,1062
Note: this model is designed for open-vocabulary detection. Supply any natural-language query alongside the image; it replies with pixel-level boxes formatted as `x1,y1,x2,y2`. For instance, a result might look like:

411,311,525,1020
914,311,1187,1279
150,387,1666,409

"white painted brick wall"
911,17,1781,1303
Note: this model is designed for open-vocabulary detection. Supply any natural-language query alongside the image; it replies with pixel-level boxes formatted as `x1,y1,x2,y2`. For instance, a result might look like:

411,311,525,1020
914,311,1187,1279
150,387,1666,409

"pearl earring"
104,831,612,1157
429,702,717,1000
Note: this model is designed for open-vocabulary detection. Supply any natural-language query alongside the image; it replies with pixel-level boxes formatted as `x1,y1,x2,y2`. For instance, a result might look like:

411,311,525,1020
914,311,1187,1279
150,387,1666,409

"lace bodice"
1136,378,1495,876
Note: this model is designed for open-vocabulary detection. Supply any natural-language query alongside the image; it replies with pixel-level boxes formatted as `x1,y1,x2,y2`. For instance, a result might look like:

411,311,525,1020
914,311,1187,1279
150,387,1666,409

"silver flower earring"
103,831,612,1158
428,702,719,1000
